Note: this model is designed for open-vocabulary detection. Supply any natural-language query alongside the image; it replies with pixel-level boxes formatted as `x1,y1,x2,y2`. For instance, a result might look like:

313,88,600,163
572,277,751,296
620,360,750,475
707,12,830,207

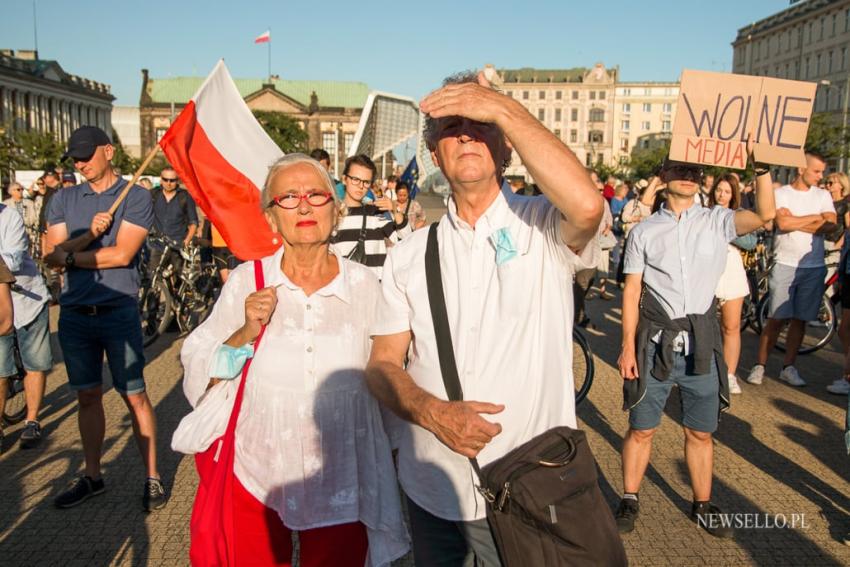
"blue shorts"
768,264,826,321
0,304,53,376
57,304,146,395
629,341,720,433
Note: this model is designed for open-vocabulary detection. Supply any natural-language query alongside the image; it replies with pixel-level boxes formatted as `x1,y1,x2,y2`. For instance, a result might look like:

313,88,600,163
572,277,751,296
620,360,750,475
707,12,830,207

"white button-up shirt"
176,248,409,566
0,204,49,327
372,187,595,521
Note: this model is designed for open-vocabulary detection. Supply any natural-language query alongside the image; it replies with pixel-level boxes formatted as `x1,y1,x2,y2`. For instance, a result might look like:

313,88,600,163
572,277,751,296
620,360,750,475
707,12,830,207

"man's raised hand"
419,71,511,126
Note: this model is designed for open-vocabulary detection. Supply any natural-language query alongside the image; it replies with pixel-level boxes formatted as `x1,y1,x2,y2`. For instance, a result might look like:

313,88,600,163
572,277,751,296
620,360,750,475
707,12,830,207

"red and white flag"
254,30,270,44
159,60,283,260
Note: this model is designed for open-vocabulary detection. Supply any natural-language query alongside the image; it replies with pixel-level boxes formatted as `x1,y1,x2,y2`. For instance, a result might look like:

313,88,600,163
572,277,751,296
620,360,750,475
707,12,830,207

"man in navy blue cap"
43,126,167,511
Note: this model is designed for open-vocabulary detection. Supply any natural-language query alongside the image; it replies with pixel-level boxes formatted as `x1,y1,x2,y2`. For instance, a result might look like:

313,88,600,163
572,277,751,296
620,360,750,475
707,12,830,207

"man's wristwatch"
65,252,75,268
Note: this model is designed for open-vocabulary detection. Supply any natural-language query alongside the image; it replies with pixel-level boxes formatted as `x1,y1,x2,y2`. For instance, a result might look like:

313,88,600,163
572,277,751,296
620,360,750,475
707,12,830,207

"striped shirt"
331,205,401,279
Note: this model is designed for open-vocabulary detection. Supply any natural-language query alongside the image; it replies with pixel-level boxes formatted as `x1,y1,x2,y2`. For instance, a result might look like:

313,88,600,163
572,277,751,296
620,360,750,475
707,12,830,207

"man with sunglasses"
42,126,166,512
617,146,775,538
149,167,198,278
331,154,406,279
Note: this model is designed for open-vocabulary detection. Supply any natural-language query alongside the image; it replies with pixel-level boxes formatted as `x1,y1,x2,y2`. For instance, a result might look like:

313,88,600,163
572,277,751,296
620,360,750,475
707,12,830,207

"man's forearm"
74,246,135,269
57,230,97,253
365,361,439,428
621,286,640,349
753,173,776,223
496,102,601,234
185,224,198,243
776,214,824,233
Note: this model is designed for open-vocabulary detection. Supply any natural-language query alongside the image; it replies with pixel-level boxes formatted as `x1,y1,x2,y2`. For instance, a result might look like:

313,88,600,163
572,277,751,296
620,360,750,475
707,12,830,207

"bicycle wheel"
3,377,27,426
139,280,174,347
758,292,836,354
572,328,594,405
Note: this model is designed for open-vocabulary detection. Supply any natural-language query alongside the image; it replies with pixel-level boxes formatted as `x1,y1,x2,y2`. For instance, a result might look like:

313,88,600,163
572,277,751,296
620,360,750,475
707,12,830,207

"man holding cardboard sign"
617,135,775,537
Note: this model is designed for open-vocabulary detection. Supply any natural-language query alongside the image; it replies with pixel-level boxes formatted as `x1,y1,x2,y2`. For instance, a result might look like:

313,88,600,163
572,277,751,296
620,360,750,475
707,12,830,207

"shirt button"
306,305,312,310
306,346,313,353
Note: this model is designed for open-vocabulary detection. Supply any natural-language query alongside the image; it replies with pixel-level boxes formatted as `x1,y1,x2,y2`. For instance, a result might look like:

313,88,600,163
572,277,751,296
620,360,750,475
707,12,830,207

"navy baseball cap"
62,172,76,183
62,126,112,160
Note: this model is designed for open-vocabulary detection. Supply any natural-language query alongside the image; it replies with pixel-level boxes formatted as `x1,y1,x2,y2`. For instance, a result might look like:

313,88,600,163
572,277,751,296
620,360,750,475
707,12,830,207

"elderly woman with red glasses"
174,154,408,566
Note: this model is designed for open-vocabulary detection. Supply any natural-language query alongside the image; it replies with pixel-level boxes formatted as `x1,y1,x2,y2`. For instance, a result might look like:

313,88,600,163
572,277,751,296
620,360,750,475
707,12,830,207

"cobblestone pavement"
1,271,849,565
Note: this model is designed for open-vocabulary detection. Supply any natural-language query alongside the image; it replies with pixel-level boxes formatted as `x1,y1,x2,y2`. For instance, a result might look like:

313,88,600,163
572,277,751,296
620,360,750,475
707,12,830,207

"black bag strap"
359,206,368,239
425,223,484,479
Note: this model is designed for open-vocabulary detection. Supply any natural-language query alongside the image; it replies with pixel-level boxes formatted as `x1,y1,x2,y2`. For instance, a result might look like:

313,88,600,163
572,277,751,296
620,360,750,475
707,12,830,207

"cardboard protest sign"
670,70,816,169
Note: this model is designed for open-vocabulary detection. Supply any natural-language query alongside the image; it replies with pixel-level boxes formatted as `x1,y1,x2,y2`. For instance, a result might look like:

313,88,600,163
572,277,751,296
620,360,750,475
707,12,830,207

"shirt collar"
659,200,701,221
446,184,512,235
82,178,126,196
264,245,352,304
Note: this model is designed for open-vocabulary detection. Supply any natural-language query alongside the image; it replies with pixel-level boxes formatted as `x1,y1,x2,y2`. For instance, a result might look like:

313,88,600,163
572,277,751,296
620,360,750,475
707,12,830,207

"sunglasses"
666,166,703,182
267,191,333,210
161,178,178,183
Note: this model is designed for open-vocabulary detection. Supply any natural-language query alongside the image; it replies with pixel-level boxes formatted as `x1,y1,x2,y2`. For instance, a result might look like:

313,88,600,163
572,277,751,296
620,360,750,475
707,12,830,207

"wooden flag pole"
107,144,160,216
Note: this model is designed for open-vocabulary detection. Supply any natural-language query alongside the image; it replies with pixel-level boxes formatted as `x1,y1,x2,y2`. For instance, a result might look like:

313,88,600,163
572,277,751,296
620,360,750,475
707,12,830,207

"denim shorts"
0,303,53,376
629,341,720,433
768,264,826,321
57,304,146,395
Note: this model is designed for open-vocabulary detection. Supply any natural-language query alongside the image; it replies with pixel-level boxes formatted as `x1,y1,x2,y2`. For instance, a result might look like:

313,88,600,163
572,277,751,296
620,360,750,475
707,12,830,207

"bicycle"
3,333,27,426
138,236,220,347
572,327,594,405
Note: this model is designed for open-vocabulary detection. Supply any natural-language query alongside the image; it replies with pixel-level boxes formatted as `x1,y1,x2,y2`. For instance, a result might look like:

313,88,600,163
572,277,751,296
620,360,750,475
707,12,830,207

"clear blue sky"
3,0,789,106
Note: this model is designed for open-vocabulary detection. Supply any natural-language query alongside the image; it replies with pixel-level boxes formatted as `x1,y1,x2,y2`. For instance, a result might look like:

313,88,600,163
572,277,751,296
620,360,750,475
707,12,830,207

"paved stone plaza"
1,241,849,565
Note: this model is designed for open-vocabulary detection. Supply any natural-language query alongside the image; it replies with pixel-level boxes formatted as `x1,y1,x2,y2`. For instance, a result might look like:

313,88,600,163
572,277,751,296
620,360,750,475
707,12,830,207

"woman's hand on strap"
232,286,278,345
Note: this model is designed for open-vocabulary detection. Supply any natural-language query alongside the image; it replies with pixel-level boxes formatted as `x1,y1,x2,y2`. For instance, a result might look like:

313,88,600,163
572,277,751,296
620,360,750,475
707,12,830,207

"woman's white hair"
260,153,342,213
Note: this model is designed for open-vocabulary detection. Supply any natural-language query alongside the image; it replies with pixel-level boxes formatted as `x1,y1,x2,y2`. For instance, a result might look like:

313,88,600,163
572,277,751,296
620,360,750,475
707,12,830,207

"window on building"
806,56,811,78
662,120,671,132
585,153,592,167
794,60,800,79
833,13,837,35
817,53,822,75
571,90,578,100
642,139,650,149
620,139,629,151
821,16,825,40
589,91,596,100
829,51,834,74
156,128,167,142
662,102,672,113
538,108,545,121
643,103,652,112
554,129,561,139
522,91,529,100
622,103,631,112
621,120,630,131
844,47,848,70
588,130,603,144
664,87,673,96
322,131,336,155
589,108,604,122
622,88,631,96
570,129,577,143
644,88,651,95
506,90,513,97
808,22,813,42
599,91,606,100
556,90,563,100
641,121,650,131
785,63,790,78
571,108,578,121
539,90,545,100
343,133,354,155
555,108,562,121
846,8,850,32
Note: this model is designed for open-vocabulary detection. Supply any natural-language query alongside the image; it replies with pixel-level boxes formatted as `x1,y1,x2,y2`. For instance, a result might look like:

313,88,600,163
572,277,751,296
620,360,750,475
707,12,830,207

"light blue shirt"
624,203,737,319
0,204,49,327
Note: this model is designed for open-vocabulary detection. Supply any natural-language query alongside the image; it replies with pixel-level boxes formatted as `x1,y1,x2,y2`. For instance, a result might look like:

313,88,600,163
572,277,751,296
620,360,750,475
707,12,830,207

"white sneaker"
728,373,742,394
826,379,850,395
779,366,806,387
746,365,764,385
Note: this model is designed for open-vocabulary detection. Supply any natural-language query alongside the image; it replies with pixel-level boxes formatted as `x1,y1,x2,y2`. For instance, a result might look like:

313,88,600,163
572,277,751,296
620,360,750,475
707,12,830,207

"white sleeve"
180,263,252,407
370,248,412,336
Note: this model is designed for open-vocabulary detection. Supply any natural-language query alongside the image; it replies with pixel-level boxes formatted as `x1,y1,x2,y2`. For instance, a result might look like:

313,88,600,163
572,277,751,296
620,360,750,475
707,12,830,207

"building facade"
111,106,141,159
732,0,850,114
0,49,114,140
139,70,369,178
488,63,679,179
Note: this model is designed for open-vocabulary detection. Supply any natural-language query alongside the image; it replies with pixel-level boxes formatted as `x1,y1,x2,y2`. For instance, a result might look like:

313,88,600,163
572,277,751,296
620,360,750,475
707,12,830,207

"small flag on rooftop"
254,30,270,44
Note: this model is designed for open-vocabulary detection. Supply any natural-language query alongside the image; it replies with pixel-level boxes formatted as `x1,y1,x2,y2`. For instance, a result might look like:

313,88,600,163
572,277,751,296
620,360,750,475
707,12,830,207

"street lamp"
819,79,850,172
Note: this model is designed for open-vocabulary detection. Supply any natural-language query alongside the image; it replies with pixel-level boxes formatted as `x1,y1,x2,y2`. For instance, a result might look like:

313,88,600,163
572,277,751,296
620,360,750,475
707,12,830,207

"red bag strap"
222,259,266,437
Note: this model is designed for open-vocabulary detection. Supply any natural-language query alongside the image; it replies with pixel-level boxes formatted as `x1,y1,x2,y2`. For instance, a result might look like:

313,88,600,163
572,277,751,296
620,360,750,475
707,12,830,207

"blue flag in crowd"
399,156,420,199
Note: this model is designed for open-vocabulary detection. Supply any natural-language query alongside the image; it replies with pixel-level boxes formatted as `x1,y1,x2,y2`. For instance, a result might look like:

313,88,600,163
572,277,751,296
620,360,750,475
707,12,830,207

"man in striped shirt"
332,155,406,279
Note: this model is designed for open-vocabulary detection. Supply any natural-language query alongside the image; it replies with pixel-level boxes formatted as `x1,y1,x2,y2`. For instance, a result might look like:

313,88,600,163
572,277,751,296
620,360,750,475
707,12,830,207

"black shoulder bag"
424,223,627,567
345,208,368,264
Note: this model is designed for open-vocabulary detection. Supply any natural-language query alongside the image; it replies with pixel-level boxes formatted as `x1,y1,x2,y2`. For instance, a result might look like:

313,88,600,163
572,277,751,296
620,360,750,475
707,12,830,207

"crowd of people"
0,68,848,565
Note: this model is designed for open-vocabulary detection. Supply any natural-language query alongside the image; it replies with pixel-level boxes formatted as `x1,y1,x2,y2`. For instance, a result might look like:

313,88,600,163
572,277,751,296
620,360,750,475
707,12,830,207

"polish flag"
254,30,270,44
159,60,283,260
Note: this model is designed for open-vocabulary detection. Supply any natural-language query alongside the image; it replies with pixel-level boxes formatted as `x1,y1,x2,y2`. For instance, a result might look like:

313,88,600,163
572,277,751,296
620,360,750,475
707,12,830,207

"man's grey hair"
260,153,341,211
423,70,498,150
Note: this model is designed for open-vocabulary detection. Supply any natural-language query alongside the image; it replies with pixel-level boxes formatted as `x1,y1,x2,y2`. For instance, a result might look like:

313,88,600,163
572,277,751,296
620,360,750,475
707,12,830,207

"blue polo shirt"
47,179,153,307
152,188,198,242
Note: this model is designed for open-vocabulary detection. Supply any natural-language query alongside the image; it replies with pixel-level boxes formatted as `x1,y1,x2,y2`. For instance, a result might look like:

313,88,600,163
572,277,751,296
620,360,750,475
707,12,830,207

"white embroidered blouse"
174,247,409,566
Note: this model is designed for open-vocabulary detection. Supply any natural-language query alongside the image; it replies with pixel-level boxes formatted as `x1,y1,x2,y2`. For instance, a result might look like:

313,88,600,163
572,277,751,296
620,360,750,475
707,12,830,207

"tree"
627,141,670,181
0,126,66,172
252,111,308,154
805,111,850,161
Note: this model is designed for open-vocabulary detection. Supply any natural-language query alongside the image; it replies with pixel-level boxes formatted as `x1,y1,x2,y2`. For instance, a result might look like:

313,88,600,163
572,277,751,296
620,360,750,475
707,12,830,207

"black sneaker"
19,421,42,449
691,502,734,538
143,478,168,512
615,498,640,533
54,475,106,508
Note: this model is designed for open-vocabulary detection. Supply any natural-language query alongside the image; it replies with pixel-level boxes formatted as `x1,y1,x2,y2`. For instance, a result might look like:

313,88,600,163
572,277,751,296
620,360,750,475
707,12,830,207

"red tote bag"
190,259,266,566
